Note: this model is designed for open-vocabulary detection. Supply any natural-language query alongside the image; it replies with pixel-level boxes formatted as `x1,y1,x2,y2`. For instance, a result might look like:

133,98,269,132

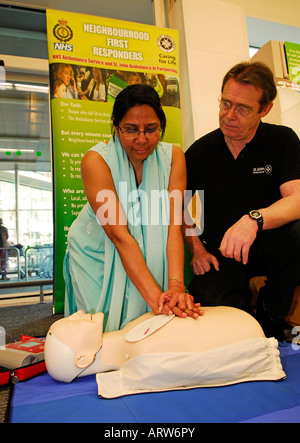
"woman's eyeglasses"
118,126,161,138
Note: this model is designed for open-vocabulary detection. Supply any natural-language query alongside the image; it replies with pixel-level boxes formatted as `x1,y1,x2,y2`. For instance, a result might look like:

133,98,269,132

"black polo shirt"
185,122,300,249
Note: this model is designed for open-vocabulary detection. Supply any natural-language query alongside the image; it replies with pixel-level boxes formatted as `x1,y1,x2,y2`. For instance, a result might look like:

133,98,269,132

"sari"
64,136,172,331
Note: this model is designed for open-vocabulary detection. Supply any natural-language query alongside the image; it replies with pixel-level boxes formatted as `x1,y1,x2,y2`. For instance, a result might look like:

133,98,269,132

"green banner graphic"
46,9,182,314
285,41,300,84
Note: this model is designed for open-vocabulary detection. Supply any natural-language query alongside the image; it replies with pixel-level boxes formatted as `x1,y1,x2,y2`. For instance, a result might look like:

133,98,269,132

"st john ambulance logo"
157,34,175,52
53,18,73,43
253,165,273,175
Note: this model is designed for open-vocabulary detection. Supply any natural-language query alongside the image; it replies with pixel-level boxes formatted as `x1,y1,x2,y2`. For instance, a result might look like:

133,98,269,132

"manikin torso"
92,306,265,372
45,306,265,382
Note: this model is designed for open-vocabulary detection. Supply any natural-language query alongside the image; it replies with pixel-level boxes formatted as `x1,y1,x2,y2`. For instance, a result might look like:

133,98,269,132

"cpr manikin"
45,307,285,395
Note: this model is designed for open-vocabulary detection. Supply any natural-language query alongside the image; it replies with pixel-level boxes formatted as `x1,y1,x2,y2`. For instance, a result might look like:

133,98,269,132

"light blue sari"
64,136,172,331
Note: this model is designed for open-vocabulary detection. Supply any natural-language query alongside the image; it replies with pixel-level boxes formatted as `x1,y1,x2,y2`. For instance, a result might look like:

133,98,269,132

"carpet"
0,302,62,343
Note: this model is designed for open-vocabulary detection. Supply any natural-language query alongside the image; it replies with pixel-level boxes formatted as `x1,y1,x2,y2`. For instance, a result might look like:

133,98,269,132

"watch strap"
249,210,263,230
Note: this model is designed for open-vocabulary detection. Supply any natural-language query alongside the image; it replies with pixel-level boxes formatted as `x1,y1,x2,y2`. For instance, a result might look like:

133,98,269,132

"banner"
285,41,300,84
46,9,182,314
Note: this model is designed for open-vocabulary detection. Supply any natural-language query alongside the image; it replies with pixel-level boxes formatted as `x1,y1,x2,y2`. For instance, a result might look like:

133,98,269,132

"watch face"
250,210,261,219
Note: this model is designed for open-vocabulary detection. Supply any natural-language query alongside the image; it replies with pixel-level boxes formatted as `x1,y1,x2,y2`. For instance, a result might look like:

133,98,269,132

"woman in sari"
64,84,201,331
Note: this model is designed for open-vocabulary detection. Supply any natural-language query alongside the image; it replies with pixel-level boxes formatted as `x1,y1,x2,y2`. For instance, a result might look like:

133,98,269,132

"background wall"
168,0,250,148
167,0,300,149
222,0,300,28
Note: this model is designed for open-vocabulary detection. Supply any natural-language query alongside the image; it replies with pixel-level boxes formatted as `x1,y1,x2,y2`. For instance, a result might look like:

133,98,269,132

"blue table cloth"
10,343,300,423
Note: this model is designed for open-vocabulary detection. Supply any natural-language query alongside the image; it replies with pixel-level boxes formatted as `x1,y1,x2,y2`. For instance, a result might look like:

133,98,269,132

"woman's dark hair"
221,61,277,112
111,84,166,140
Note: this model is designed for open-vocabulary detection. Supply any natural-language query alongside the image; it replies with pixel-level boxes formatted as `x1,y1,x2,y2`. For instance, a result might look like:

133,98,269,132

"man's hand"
219,215,258,264
191,248,220,275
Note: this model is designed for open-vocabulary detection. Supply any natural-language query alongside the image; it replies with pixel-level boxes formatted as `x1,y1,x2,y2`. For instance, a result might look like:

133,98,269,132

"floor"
0,279,53,307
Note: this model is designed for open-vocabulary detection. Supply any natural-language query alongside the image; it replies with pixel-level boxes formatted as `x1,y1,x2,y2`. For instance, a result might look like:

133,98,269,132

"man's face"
219,78,272,144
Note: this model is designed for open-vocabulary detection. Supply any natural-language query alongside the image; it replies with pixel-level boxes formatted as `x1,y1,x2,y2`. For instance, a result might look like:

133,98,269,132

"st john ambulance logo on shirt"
253,165,272,175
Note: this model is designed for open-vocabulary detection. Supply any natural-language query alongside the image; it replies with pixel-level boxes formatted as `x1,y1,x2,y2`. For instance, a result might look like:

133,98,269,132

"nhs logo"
54,42,73,52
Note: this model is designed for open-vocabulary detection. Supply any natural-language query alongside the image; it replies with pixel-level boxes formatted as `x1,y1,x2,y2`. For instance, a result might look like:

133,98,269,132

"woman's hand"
158,287,204,319
70,77,76,90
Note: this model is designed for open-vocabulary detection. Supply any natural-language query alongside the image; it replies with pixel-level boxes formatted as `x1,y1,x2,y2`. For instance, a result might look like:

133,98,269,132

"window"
249,46,259,58
0,62,52,285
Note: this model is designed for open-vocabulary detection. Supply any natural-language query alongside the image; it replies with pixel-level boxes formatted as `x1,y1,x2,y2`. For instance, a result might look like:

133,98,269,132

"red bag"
0,335,46,387
0,361,46,386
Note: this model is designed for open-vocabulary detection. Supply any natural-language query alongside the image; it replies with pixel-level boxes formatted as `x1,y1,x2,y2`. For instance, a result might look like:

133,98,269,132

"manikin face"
114,104,161,168
50,310,104,368
219,78,272,144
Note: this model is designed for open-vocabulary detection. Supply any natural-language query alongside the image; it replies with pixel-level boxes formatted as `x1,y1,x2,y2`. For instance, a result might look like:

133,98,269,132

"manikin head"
45,310,104,383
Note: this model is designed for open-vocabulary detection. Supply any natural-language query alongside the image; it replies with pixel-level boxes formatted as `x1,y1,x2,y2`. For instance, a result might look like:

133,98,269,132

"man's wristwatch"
249,210,263,230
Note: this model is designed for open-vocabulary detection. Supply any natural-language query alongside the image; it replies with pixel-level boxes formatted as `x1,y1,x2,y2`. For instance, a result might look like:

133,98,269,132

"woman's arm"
161,145,203,318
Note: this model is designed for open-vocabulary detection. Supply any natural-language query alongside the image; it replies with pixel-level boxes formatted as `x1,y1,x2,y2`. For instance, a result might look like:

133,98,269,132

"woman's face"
60,67,71,85
114,104,161,167
93,68,101,82
129,75,139,85
56,83,67,98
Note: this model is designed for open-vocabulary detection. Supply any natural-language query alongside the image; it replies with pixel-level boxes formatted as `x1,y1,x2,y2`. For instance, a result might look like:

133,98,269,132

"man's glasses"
118,126,161,138
218,98,254,117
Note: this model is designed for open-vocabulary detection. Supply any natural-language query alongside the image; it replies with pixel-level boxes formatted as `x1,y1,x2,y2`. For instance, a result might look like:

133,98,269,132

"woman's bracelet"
169,277,185,286
168,277,189,293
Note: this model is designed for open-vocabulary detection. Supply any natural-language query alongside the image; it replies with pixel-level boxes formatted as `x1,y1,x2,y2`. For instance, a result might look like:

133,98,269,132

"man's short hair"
221,61,277,112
